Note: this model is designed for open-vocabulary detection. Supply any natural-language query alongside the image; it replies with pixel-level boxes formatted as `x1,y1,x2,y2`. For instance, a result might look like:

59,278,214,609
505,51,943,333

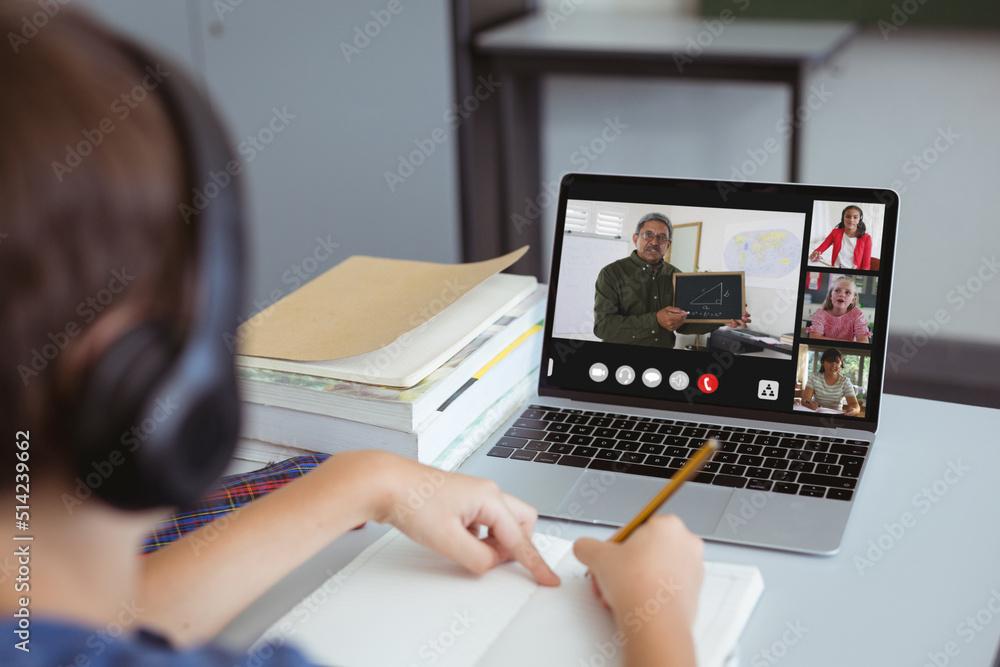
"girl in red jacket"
809,205,872,270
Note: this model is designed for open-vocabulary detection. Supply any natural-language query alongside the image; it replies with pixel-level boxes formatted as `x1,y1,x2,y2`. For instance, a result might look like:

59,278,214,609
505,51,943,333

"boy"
0,4,703,665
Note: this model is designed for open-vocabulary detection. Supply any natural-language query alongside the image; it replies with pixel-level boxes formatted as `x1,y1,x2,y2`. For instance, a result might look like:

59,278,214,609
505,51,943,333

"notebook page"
479,554,764,667
258,530,762,667
257,529,573,667
694,561,766,667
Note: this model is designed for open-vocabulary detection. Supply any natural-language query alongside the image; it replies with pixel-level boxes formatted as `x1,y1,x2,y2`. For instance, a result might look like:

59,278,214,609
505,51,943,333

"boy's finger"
481,503,560,586
573,536,607,567
511,536,561,586
590,572,610,610
499,493,540,537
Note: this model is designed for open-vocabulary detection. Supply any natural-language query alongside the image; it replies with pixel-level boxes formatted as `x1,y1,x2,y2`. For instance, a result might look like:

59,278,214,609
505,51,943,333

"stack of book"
233,263,546,468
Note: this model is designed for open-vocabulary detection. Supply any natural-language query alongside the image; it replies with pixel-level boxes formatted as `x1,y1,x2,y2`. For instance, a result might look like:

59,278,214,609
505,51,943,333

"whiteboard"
666,221,702,272
552,233,630,338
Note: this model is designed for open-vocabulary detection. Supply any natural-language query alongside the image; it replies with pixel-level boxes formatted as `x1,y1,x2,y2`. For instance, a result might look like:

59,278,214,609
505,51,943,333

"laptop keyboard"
486,405,869,501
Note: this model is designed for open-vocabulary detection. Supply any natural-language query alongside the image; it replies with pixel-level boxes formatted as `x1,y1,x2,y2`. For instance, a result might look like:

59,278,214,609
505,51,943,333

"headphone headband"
74,34,246,509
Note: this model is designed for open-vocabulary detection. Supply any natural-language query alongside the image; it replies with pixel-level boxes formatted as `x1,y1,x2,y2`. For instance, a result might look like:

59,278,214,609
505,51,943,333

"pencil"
609,438,721,543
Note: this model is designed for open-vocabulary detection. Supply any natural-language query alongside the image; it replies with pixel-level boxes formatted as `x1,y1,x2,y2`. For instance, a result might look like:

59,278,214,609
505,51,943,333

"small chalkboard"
672,272,746,323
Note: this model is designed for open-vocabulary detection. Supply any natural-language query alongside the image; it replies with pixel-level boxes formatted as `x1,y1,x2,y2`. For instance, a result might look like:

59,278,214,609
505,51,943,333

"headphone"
73,34,246,510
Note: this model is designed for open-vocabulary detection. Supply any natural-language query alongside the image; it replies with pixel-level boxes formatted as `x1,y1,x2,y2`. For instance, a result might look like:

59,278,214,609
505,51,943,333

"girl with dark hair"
809,205,872,270
801,348,862,416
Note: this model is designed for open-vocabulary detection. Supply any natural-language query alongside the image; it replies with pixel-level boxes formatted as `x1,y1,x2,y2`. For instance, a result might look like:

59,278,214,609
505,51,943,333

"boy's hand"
574,515,704,626
372,455,560,586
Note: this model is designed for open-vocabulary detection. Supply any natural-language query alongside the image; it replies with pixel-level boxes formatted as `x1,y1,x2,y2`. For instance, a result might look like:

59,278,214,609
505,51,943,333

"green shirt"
593,251,720,348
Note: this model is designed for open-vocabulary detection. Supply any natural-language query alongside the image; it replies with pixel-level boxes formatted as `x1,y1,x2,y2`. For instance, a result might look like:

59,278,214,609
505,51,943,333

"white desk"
219,394,1000,666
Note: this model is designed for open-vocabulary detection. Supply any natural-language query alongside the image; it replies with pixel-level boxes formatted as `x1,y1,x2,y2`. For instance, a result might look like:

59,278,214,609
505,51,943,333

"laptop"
458,173,899,555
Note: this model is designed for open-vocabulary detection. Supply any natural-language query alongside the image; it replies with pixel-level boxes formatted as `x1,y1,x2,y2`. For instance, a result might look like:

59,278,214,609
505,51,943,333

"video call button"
589,363,609,382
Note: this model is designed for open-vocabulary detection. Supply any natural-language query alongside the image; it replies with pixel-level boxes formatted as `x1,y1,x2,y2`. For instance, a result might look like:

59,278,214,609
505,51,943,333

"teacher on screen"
809,205,872,270
594,212,750,348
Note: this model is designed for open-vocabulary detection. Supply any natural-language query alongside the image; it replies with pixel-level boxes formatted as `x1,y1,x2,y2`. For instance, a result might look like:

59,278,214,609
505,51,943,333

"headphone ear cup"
137,341,241,508
75,322,178,508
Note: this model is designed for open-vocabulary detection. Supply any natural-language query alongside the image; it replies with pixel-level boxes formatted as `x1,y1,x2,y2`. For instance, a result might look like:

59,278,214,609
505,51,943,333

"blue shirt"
0,619,312,667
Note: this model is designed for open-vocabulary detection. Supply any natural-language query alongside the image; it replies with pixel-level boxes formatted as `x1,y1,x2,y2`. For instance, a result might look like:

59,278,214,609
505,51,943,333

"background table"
471,13,857,277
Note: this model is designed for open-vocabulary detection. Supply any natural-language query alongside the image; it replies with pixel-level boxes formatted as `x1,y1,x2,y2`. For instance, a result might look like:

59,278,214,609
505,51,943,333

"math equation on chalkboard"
672,272,745,322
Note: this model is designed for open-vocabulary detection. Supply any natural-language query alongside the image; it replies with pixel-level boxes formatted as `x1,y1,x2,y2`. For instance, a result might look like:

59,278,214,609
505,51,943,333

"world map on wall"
724,229,801,278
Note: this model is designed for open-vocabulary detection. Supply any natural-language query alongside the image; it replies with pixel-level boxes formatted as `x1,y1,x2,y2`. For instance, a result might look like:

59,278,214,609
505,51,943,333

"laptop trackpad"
555,471,733,535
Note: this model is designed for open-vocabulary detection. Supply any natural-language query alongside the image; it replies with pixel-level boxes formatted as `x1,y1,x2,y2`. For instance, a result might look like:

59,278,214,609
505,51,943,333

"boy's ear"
59,304,149,390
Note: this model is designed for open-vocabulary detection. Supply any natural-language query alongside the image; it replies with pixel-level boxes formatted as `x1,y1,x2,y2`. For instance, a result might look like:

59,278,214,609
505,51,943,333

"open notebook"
257,530,764,667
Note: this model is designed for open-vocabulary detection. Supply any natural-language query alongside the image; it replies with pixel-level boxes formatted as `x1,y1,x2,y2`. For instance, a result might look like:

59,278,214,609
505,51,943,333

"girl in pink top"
807,276,871,343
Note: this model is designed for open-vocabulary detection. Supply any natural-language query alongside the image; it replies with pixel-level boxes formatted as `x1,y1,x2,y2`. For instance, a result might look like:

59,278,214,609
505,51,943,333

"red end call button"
697,374,718,394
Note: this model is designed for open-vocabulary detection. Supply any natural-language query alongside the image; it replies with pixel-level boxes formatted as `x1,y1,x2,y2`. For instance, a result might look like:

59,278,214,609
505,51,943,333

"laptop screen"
540,174,899,433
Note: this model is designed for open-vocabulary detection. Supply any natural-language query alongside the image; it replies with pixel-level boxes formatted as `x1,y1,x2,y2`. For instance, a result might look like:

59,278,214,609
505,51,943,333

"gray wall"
78,0,460,317
72,0,1000,350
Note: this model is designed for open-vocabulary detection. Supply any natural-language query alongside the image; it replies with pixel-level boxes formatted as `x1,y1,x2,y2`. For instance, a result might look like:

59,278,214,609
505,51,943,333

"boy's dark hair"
0,4,194,483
